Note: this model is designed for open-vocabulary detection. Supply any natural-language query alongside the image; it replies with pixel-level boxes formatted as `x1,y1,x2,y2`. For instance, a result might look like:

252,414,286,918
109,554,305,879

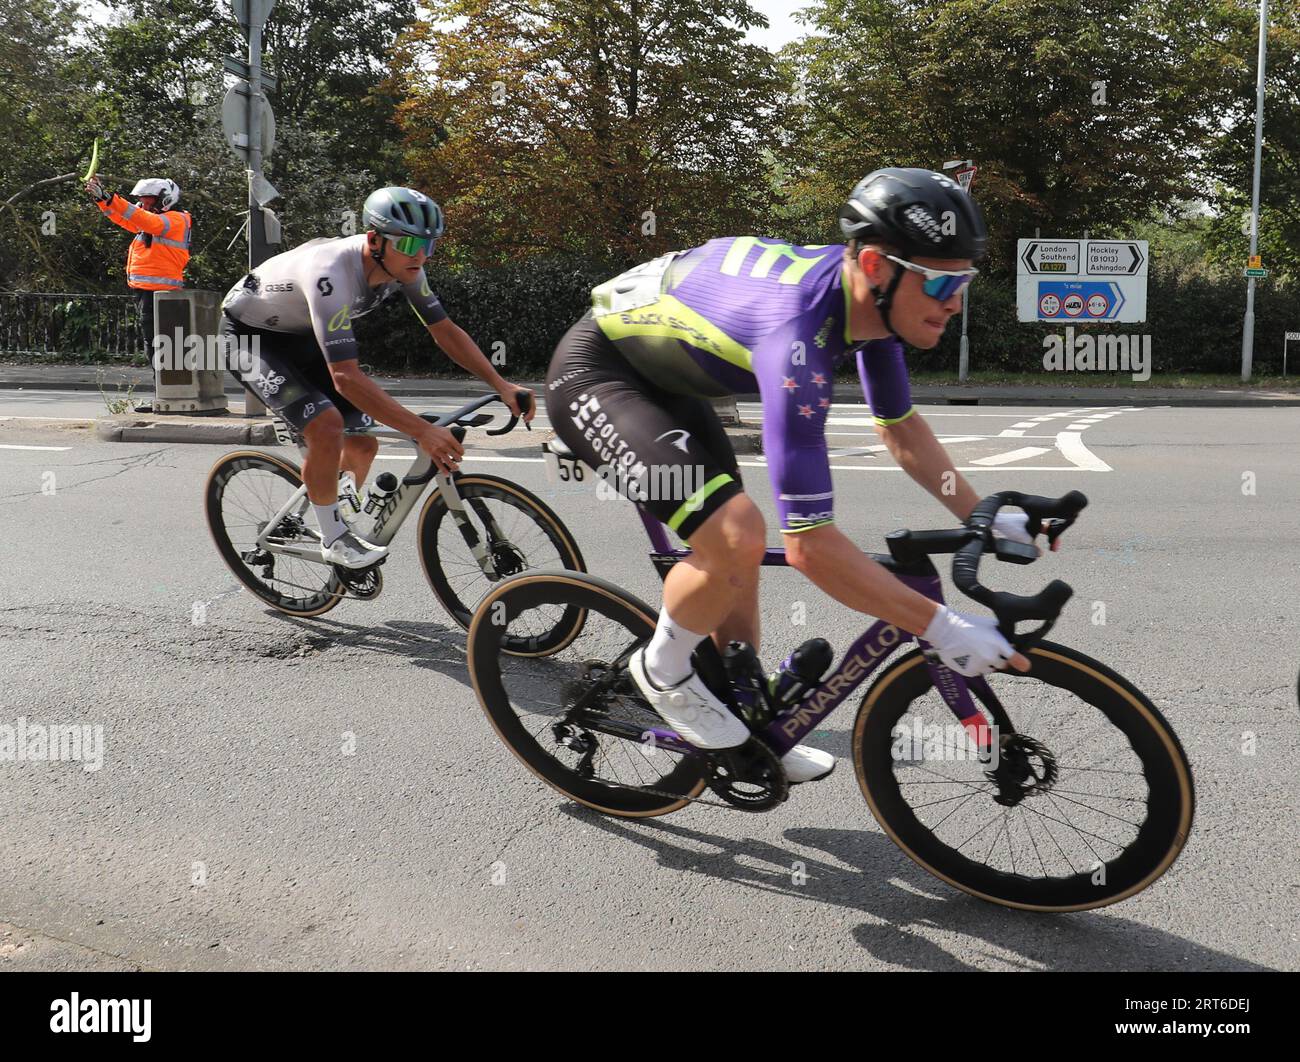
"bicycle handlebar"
403,391,534,487
888,490,1088,649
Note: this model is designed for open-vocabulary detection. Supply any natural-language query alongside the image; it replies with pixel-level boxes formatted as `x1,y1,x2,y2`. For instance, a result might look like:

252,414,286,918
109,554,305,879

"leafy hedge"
351,256,614,376
311,257,1300,378
919,268,1300,376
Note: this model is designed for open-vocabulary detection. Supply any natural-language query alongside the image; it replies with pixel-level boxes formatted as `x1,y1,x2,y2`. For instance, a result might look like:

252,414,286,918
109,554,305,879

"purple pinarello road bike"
468,445,1194,912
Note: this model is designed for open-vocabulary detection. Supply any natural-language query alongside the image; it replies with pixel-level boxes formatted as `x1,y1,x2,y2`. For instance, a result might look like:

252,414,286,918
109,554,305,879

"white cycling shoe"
322,529,388,569
781,744,835,784
628,650,836,783
628,649,749,749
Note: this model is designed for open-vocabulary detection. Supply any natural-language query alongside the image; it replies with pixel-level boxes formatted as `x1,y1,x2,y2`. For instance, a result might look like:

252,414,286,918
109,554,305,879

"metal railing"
0,292,142,358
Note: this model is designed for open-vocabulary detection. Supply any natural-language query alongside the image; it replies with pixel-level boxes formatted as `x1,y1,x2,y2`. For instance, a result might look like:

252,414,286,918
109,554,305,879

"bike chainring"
987,732,1058,807
333,561,385,600
706,737,789,811
547,659,791,812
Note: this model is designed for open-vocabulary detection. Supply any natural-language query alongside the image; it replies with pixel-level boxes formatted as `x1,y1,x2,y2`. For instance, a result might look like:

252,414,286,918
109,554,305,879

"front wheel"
853,643,1194,912
418,473,586,655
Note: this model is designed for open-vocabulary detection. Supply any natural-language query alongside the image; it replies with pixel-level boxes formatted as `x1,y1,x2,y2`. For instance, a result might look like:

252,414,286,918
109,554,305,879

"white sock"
313,502,348,547
643,608,707,687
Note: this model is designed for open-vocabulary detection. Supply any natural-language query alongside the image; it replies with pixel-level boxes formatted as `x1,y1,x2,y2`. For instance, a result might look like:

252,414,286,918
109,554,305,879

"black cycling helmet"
838,167,987,335
839,167,986,259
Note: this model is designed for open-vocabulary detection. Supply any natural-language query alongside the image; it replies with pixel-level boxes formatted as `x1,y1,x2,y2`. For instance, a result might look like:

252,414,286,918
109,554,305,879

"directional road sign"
222,55,277,93
1018,238,1148,322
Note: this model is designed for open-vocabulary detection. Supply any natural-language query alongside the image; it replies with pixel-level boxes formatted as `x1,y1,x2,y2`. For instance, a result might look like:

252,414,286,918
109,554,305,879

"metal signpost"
1239,0,1269,381
944,159,976,381
1285,331,1299,377
223,0,280,415
223,0,281,270
1016,239,1148,323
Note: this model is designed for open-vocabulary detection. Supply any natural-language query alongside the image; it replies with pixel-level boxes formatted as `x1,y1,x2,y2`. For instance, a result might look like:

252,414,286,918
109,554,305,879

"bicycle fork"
436,473,520,580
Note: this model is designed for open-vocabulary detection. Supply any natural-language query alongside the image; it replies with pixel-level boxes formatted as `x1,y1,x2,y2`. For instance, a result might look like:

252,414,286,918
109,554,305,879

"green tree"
780,0,1228,271
0,0,416,292
1194,0,1300,278
394,0,785,266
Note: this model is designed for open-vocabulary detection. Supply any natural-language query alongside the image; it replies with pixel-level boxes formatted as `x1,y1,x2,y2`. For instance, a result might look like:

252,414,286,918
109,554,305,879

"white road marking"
1057,431,1112,471
970,446,1052,466
0,415,94,422
0,443,71,451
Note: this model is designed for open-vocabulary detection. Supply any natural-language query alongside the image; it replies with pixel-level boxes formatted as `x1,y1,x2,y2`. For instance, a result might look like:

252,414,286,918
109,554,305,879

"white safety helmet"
130,177,181,210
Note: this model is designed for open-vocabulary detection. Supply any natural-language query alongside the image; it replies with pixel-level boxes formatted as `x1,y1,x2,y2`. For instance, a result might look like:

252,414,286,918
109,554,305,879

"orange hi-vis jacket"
97,193,192,291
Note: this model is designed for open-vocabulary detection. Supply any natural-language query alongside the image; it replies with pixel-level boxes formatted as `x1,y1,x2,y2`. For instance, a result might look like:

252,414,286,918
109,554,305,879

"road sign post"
1240,0,1269,382
225,0,279,415
224,0,279,271
1285,331,1300,377
944,159,976,381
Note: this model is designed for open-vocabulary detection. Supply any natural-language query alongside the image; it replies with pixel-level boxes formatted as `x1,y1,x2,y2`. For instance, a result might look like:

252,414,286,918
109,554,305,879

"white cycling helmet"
130,177,180,210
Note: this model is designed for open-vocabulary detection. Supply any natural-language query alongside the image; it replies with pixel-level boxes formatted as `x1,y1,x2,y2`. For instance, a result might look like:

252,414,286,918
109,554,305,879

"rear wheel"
205,450,343,617
468,571,708,817
853,643,1194,912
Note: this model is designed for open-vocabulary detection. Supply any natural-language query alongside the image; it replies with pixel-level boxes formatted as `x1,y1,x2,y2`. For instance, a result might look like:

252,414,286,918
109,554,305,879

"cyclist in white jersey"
220,186,534,569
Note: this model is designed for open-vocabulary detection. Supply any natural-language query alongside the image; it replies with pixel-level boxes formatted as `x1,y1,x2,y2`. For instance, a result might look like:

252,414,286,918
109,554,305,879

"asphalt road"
1,391,1297,970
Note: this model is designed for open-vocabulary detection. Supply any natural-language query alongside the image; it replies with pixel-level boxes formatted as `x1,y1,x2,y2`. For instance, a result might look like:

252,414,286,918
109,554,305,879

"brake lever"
1000,616,1058,654
484,391,533,436
1043,517,1072,551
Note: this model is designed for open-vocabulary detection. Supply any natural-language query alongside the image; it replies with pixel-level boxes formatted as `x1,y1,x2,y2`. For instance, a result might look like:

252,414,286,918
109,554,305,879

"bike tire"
205,450,344,618
468,570,708,817
853,643,1194,912
418,473,586,656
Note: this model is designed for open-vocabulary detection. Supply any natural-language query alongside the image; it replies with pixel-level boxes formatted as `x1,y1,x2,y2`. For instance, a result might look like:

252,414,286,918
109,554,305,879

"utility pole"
1241,0,1269,382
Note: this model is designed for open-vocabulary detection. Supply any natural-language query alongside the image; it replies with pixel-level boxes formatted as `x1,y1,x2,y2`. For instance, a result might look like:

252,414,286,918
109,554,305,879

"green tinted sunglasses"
385,233,437,257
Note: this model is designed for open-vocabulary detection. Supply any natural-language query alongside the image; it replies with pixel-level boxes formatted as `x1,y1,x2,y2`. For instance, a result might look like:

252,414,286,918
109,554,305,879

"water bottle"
352,472,399,539
768,638,834,710
723,641,770,726
338,471,363,520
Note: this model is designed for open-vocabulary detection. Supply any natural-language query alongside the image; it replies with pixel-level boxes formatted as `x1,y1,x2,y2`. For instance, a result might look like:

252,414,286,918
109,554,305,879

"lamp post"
944,159,976,381
1240,0,1268,382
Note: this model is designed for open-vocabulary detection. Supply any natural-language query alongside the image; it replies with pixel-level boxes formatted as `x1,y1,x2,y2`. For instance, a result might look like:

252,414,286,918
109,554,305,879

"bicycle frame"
252,419,515,579
634,508,995,759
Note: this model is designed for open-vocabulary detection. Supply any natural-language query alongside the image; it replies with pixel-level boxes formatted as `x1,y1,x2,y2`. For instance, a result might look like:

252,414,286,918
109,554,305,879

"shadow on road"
261,611,475,686
561,805,1261,971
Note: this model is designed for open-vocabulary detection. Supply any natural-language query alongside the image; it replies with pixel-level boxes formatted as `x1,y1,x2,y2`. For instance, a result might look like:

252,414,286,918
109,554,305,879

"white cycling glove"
923,604,1016,677
992,511,1035,545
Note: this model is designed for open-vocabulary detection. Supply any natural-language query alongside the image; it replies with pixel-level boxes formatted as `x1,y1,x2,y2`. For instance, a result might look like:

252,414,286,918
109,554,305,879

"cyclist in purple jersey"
546,169,1051,783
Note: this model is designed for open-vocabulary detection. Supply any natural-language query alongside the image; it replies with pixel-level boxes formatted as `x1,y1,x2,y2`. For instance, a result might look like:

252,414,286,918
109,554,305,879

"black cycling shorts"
545,314,743,541
219,313,375,435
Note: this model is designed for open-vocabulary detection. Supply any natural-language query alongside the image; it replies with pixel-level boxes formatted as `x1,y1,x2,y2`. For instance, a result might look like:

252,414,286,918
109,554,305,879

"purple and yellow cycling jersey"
590,237,915,533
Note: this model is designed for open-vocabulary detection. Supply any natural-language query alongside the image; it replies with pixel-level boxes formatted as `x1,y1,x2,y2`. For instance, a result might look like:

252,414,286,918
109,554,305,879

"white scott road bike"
204,392,587,653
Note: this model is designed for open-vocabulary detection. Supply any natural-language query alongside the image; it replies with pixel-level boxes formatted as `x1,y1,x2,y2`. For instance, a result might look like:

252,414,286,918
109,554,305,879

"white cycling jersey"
221,234,447,363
